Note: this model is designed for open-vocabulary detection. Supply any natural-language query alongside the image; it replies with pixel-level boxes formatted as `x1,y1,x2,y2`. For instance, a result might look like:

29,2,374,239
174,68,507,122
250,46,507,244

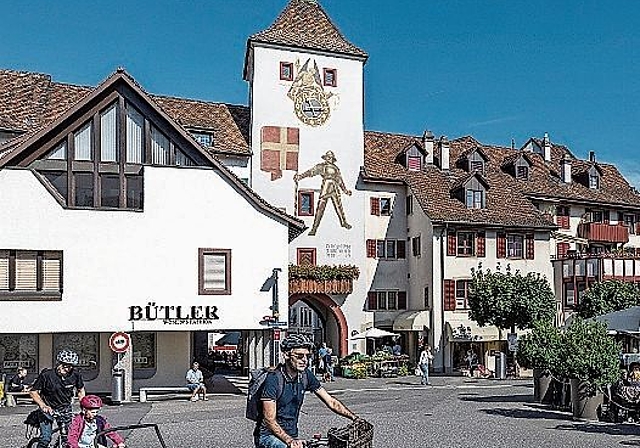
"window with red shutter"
367,291,377,310
397,240,406,259
443,279,456,311
398,291,407,310
370,197,380,216
497,232,506,258
526,234,535,259
477,231,486,257
447,231,456,256
366,239,376,258
557,242,570,258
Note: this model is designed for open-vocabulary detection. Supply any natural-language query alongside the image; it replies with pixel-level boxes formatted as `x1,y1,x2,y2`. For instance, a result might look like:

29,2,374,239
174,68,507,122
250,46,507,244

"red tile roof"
249,0,367,59
364,130,640,228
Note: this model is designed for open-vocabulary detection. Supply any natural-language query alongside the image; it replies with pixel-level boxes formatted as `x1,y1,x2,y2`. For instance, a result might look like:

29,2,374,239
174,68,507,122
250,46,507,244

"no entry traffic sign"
109,332,131,353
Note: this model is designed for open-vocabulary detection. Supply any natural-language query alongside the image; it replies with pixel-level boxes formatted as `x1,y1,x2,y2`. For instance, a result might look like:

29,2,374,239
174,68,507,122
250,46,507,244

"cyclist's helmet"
280,334,315,352
80,395,103,409
56,349,79,366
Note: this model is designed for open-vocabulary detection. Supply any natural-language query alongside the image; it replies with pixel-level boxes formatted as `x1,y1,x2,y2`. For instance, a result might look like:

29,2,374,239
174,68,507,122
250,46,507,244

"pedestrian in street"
323,348,334,383
419,345,434,386
186,361,208,402
29,349,86,448
254,334,359,448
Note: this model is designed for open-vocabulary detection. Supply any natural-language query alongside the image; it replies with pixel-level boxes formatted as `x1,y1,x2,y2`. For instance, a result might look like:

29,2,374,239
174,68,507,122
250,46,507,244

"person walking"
29,349,86,448
254,334,359,448
323,348,334,383
186,361,208,401
419,345,434,386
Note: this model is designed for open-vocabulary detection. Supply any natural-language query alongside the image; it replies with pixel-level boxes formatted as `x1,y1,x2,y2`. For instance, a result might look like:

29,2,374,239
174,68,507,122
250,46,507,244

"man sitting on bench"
186,361,207,402
8,367,31,393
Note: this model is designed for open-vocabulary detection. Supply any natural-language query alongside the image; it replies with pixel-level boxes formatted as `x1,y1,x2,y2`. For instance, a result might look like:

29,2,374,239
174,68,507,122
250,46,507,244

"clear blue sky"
2,1,638,185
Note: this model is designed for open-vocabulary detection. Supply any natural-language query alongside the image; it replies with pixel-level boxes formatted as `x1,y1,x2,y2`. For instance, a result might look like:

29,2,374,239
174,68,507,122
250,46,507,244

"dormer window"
192,131,214,147
466,189,485,209
469,160,484,173
406,145,422,171
516,165,529,180
589,170,600,189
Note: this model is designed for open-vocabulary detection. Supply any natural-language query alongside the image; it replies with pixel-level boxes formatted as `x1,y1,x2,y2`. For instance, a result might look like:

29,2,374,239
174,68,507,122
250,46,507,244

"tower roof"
249,0,368,59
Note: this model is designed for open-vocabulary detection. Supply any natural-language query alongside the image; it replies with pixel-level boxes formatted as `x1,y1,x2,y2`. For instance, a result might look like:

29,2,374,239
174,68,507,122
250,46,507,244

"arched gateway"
289,293,349,357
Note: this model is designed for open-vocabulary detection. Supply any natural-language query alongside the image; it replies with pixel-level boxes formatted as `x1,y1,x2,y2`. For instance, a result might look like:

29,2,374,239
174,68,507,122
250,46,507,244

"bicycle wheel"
26,437,40,448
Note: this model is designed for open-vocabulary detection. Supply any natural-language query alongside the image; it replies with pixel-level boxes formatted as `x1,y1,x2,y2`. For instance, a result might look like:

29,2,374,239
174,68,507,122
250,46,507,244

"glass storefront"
0,334,38,375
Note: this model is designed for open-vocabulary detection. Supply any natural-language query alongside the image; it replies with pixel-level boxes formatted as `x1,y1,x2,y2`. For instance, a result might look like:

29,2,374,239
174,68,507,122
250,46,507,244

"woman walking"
419,345,434,386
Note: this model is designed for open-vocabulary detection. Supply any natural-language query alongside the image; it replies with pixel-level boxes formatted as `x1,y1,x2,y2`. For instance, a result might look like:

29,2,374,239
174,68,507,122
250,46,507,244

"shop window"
132,332,156,380
199,248,231,295
297,248,317,266
0,334,38,375
280,62,294,81
53,333,99,381
323,68,337,87
298,191,315,216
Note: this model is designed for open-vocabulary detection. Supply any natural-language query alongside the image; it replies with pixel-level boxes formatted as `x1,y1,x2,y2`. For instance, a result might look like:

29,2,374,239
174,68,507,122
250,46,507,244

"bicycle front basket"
327,419,373,448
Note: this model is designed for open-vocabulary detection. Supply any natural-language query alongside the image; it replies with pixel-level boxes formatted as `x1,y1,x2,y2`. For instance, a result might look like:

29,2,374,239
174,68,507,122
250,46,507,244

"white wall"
0,165,290,333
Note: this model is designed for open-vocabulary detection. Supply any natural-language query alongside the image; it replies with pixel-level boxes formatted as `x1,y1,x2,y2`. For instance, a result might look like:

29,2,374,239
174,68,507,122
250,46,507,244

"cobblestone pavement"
3,374,640,448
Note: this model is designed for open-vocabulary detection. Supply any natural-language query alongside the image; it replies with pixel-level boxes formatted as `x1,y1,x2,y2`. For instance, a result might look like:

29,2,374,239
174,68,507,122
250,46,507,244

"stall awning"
551,231,588,245
445,319,504,342
393,310,430,331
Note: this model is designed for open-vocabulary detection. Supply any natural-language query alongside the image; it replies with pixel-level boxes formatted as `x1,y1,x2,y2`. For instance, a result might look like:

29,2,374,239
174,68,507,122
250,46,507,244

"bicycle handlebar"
95,423,167,448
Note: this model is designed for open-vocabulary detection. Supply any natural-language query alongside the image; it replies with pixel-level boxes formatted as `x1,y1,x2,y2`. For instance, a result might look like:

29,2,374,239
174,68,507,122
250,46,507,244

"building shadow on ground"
459,393,534,404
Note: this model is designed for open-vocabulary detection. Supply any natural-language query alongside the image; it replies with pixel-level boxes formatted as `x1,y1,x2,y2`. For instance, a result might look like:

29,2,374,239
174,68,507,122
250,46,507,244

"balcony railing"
577,222,629,244
288,264,359,295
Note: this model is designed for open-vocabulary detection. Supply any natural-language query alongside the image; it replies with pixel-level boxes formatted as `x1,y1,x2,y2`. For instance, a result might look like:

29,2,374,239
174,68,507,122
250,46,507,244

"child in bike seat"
67,395,125,448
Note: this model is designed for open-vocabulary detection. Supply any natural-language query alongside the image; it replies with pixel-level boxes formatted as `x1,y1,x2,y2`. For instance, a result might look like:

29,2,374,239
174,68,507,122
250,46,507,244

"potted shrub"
517,320,561,403
557,318,620,420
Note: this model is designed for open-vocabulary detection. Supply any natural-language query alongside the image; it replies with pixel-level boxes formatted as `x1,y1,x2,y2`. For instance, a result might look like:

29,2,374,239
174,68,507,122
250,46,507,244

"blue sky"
2,0,638,185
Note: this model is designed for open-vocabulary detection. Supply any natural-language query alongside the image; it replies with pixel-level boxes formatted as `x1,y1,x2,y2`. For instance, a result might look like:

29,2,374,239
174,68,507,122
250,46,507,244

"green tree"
516,320,562,371
556,317,620,392
468,265,556,332
575,280,640,318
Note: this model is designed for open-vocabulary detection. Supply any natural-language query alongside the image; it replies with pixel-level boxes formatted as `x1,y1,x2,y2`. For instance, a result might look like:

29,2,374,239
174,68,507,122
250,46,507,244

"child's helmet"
80,395,103,409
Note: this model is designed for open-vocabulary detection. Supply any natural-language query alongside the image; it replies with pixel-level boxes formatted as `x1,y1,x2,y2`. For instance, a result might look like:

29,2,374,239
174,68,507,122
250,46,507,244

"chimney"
589,151,596,163
543,132,551,162
423,130,434,165
440,136,450,171
561,155,572,184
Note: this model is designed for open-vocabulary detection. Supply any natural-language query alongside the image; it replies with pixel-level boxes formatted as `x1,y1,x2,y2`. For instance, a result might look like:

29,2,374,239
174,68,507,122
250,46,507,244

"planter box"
289,278,354,295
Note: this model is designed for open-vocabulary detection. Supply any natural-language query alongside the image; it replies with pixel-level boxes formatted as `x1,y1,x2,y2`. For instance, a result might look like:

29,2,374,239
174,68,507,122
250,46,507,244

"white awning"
552,231,588,245
446,319,505,342
393,310,430,331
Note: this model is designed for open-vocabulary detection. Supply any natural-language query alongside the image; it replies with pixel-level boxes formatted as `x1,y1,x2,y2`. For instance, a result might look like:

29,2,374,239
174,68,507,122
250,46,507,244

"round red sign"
109,332,131,353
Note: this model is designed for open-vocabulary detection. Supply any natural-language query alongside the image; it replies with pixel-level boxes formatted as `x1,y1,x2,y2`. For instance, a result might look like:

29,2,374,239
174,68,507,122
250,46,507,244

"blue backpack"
245,365,309,421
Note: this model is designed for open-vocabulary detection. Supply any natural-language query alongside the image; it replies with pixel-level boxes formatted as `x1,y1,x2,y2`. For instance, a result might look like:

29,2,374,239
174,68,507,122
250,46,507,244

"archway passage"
289,293,348,357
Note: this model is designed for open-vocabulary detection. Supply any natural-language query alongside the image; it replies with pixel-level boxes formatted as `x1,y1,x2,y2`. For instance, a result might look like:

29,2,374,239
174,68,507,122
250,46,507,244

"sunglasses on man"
290,353,312,360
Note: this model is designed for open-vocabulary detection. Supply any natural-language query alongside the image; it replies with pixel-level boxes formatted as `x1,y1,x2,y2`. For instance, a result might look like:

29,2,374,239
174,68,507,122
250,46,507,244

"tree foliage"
575,280,640,318
556,317,621,392
468,265,556,331
516,320,562,371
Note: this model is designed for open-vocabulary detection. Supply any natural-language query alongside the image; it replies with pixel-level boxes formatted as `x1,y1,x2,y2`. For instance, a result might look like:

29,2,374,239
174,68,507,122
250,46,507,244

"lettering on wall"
129,303,219,325
326,243,352,259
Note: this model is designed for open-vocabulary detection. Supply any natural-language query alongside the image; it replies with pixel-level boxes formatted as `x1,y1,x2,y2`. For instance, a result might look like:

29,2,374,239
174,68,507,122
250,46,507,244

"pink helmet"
80,394,103,409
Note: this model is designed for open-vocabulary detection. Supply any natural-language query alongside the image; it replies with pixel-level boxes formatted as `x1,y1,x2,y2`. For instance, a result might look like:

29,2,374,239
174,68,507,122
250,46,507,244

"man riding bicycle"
29,349,86,448
254,334,359,448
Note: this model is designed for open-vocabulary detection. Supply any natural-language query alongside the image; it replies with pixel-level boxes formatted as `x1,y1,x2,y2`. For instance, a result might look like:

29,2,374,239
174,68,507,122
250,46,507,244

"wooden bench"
139,387,194,402
5,391,33,407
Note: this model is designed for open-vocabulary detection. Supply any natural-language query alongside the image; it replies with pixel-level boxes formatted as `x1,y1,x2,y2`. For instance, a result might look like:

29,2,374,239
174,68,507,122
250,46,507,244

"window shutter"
557,242,570,258
443,280,456,311
477,231,486,257
497,232,506,258
15,251,37,291
397,240,406,259
398,291,407,310
370,197,380,216
367,291,378,310
526,234,535,259
0,250,9,290
366,239,376,258
447,231,456,256
42,252,61,292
